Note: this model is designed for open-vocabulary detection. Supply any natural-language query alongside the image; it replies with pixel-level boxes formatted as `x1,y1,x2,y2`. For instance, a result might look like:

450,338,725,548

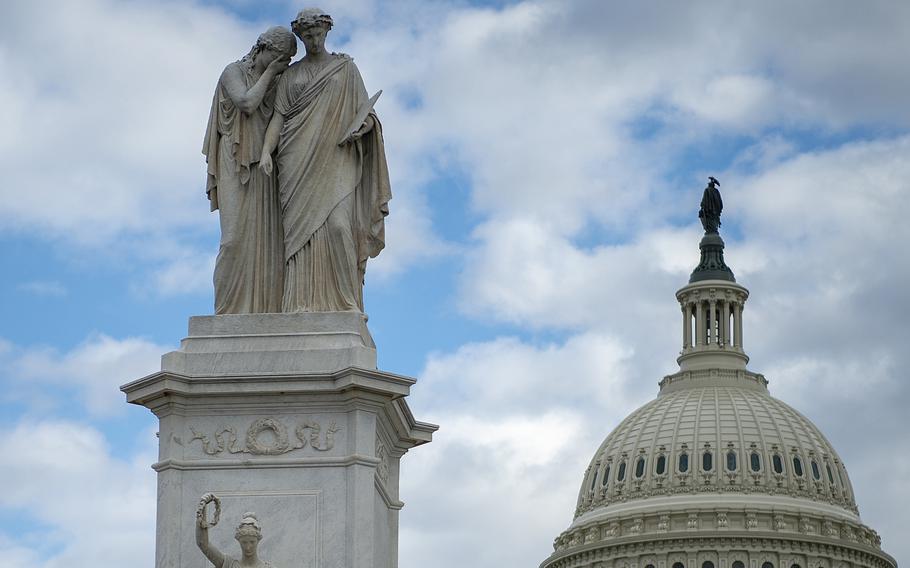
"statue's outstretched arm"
195,496,225,567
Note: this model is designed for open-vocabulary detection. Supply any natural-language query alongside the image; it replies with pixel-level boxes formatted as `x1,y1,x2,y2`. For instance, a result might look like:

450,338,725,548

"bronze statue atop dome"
698,176,723,234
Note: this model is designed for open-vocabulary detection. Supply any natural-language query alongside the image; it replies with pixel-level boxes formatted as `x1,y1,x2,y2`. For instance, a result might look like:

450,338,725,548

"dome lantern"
674,178,749,376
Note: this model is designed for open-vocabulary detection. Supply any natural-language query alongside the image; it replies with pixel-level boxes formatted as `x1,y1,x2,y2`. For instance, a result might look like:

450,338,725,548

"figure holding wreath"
196,493,274,568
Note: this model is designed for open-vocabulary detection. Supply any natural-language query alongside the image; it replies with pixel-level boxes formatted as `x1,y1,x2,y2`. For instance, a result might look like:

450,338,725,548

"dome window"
590,469,599,491
678,452,689,473
811,460,821,480
703,562,715,568
726,450,737,471
656,455,667,475
617,461,627,482
602,465,611,487
702,451,713,472
791,564,802,568
772,453,784,474
826,462,835,484
762,562,774,568
793,455,804,477
732,562,745,568
750,451,761,472
635,457,646,479
645,564,656,568
673,562,685,568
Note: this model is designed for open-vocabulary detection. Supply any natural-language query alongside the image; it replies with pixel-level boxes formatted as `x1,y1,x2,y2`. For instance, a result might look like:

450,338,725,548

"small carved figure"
698,176,723,234
799,517,814,534
605,522,620,538
745,513,759,529
196,493,274,568
585,527,599,543
716,512,728,528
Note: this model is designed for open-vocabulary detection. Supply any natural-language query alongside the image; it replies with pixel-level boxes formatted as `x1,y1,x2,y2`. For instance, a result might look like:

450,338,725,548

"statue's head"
234,512,262,556
292,8,333,53
250,26,297,62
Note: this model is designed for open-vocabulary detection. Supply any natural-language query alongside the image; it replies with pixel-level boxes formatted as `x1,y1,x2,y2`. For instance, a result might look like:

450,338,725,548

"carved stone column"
708,300,717,346
734,302,744,350
682,304,692,350
695,301,705,347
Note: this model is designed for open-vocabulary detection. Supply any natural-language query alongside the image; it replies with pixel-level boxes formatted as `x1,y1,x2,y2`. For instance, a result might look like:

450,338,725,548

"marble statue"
204,26,298,314
699,176,723,234
259,8,392,313
196,493,274,568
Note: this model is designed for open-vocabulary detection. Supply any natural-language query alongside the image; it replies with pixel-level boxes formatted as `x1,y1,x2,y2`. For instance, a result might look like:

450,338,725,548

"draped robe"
274,55,391,312
699,184,723,233
202,60,284,314
221,556,273,568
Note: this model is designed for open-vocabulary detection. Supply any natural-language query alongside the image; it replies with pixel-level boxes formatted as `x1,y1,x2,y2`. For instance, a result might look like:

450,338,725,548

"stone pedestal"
121,312,437,568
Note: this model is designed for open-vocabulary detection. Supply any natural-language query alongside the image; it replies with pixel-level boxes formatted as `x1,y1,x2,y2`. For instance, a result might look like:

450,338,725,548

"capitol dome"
540,185,896,568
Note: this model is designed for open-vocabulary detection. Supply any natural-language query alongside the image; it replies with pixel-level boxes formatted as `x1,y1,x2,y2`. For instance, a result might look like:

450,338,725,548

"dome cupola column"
676,177,749,372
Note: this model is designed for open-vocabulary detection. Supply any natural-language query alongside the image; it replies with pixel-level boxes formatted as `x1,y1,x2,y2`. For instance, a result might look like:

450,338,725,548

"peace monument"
115,7,898,568
121,9,436,568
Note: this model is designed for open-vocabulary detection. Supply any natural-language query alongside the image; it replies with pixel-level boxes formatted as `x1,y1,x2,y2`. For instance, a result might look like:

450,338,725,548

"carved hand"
349,115,375,142
259,154,273,176
267,56,291,76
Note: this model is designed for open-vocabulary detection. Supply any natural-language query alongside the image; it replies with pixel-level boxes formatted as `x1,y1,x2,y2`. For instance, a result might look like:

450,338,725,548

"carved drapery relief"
190,417,340,456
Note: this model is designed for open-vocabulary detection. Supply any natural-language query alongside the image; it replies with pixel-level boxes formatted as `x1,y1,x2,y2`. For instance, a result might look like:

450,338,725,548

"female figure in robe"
203,26,297,314
196,494,274,568
699,176,723,234
260,8,391,313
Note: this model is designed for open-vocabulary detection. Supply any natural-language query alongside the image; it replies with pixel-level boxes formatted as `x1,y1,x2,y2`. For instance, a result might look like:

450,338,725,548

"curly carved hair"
234,512,262,541
250,25,298,60
292,7,333,37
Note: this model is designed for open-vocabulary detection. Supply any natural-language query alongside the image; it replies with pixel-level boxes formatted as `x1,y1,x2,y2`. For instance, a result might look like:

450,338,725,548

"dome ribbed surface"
575,378,858,519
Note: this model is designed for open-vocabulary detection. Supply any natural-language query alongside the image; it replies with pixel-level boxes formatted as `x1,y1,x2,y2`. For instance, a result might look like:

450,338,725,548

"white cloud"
0,420,156,568
0,0,248,241
401,332,649,567
150,249,216,297
0,0,451,286
6,334,168,417
0,535,42,568
17,281,68,298
416,333,639,416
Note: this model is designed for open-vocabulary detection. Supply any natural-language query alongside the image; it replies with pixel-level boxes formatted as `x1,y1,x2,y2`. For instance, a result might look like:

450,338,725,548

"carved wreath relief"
375,438,391,483
190,417,340,456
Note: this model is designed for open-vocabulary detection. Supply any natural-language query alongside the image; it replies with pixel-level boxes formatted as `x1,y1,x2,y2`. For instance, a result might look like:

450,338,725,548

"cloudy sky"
1,1,909,566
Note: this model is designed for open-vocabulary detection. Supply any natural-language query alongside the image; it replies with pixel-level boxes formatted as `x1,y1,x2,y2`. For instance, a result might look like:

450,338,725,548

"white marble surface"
122,312,436,568
160,312,377,376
